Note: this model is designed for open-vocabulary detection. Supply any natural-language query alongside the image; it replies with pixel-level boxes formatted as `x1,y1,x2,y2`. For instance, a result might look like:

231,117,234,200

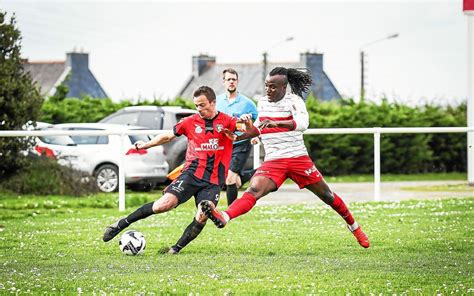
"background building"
178,52,341,101
23,51,108,98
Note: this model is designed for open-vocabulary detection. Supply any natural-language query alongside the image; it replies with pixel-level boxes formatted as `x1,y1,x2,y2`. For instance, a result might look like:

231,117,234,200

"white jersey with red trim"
255,93,309,161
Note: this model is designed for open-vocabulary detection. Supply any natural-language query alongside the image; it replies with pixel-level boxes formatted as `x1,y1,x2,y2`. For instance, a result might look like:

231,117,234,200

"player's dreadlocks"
269,67,312,99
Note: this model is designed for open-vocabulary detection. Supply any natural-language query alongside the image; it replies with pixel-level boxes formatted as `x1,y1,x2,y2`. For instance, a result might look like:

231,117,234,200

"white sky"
1,0,467,105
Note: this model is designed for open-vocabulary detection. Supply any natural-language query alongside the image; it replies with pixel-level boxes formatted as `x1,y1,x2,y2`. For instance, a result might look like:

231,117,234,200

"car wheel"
95,164,119,193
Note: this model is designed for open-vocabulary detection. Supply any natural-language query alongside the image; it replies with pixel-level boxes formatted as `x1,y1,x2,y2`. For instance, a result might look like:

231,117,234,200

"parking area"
256,180,472,205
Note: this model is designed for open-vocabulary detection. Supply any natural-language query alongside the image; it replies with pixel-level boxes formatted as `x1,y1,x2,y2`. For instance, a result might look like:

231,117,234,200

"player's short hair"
193,86,216,103
222,68,239,80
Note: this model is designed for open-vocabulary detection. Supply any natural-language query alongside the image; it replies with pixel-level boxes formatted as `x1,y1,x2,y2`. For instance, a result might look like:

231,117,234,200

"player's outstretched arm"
258,119,295,130
135,131,176,150
235,125,260,141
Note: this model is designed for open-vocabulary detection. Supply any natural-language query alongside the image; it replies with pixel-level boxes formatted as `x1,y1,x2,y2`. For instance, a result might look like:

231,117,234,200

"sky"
1,0,467,105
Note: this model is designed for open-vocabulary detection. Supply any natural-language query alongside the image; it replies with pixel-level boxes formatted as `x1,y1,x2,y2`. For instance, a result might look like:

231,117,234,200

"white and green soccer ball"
119,230,146,255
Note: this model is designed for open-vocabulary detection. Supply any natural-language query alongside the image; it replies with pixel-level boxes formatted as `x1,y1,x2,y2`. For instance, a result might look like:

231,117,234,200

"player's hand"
239,113,253,122
238,114,254,131
134,140,147,150
222,128,237,141
258,119,277,129
250,137,260,145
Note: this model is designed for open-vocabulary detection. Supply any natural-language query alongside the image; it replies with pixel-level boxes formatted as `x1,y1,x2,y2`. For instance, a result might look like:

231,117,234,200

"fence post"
119,133,126,212
374,128,381,201
467,14,474,186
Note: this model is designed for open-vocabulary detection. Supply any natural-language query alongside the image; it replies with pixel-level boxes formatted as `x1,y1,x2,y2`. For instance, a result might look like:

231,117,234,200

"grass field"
0,193,473,294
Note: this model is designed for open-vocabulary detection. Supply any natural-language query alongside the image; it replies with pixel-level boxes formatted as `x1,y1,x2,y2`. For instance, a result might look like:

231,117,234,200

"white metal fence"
1,127,473,211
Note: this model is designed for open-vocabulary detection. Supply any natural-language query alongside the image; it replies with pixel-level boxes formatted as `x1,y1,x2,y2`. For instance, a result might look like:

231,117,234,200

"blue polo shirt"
216,92,258,144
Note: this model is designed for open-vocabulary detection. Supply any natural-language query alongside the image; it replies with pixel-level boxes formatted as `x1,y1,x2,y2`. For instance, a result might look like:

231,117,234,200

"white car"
28,122,85,171
52,123,169,192
99,106,197,171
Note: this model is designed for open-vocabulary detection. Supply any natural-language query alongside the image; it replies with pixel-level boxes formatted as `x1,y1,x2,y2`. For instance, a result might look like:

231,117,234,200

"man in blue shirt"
216,68,258,205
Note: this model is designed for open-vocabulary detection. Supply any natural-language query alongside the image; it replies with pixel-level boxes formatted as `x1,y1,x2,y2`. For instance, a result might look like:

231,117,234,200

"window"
129,134,150,144
38,135,75,146
69,128,109,145
138,112,161,129
104,112,140,126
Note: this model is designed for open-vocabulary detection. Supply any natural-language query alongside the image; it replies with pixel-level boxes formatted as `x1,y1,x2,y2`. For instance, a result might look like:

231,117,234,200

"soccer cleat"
350,226,370,248
103,220,124,242
200,201,227,228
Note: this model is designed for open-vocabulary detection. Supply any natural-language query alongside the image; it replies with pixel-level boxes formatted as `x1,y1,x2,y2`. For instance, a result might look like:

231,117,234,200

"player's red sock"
224,192,257,219
330,193,355,225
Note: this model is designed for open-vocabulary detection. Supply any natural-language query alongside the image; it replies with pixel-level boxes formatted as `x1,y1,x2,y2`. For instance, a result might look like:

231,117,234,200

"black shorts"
163,172,221,207
229,140,252,173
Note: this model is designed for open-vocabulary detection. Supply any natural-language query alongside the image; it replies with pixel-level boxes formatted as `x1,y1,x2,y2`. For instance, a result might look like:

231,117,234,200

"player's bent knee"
152,194,178,213
246,185,267,199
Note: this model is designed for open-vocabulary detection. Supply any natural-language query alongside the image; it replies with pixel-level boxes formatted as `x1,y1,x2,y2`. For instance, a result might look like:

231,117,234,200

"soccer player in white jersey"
201,67,370,248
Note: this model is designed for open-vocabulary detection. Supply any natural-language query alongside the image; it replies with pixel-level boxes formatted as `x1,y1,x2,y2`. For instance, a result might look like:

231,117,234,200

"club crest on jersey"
195,125,203,134
195,138,224,151
216,124,223,132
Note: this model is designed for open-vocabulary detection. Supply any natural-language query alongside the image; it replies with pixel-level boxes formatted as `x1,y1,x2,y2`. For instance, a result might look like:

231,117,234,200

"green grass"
0,193,473,294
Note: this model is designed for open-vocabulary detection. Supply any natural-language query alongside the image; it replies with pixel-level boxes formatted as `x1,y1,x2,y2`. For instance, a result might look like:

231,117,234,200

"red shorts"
253,155,323,189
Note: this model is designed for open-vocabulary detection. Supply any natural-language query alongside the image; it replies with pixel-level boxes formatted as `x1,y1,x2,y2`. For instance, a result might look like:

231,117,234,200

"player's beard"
227,87,236,94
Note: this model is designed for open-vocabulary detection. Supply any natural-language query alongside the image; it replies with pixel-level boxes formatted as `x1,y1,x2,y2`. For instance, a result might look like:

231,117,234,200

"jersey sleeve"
173,116,190,137
291,95,309,131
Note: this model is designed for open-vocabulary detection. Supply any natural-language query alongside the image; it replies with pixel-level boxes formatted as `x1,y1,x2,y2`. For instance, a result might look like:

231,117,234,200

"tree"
0,11,43,178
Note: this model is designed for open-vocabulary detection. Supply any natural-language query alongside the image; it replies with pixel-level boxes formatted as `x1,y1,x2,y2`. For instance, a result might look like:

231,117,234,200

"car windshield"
38,135,75,146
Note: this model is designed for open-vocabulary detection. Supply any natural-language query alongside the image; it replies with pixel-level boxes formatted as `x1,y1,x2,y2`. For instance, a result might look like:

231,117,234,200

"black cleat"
200,200,227,228
103,220,124,242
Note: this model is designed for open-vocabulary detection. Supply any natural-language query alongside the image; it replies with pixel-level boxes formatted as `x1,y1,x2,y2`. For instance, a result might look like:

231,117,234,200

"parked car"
98,106,197,172
27,122,85,169
53,123,169,192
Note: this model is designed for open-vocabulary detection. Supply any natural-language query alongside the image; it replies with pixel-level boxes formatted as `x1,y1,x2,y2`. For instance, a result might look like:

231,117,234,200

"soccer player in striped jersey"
201,67,370,248
103,86,241,254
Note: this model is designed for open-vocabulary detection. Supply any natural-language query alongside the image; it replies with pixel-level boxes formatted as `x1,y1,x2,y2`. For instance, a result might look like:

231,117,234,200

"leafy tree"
0,11,43,178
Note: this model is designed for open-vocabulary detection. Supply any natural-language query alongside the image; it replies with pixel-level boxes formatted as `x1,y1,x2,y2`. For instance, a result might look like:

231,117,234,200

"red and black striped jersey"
173,112,237,185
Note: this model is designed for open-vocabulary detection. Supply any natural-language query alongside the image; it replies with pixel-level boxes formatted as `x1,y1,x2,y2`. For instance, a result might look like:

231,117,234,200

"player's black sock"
239,169,256,185
226,183,238,205
119,202,154,228
172,218,205,252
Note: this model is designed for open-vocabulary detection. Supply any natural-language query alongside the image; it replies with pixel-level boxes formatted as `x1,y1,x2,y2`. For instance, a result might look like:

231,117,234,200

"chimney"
192,54,216,77
300,52,324,99
300,52,323,74
66,52,89,70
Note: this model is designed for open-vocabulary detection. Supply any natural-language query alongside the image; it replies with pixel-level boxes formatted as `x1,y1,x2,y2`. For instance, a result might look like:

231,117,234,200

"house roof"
177,55,341,101
22,61,69,96
178,62,299,100
22,52,108,99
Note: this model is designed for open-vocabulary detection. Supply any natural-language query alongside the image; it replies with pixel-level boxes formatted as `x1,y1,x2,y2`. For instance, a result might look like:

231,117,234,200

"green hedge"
39,96,467,175
40,96,194,124
305,97,466,175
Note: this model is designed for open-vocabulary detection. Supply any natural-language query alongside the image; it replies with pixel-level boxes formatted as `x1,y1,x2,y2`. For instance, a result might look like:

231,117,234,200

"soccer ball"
119,230,146,255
